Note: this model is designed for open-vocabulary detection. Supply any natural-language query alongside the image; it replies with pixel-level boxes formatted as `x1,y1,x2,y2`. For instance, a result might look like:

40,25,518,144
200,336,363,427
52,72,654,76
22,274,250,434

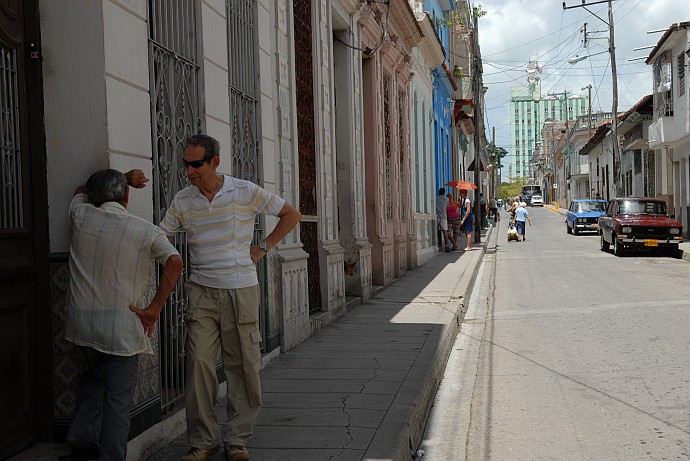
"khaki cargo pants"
184,281,262,448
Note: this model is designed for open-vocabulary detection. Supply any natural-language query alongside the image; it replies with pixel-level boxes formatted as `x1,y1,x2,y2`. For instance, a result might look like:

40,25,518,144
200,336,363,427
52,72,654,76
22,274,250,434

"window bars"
0,45,22,229
148,0,202,412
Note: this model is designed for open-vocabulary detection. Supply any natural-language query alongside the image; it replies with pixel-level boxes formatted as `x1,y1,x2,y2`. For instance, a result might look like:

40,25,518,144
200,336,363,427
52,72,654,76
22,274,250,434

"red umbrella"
445,180,477,190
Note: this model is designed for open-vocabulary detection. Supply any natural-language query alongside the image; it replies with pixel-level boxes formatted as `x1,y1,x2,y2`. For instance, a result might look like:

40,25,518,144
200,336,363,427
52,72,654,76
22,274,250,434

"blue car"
566,199,608,235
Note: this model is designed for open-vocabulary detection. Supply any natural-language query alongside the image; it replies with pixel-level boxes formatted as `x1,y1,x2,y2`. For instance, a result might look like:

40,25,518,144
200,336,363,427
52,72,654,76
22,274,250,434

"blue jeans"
515,221,526,235
68,346,139,461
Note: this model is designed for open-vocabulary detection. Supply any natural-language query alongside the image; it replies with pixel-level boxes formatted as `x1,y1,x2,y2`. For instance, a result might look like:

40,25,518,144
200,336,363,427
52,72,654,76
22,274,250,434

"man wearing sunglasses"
160,134,301,461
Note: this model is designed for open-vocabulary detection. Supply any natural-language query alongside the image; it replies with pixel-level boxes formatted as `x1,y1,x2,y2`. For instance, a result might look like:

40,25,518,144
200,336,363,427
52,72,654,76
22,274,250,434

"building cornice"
390,0,423,49
417,13,445,69
339,0,364,15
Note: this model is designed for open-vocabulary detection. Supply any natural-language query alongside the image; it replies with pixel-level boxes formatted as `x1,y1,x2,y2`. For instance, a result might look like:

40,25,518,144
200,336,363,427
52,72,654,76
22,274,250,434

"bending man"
64,169,182,461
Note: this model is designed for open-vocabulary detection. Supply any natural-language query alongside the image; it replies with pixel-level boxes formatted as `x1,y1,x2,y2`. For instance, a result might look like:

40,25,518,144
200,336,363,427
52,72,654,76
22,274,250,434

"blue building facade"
425,0,455,193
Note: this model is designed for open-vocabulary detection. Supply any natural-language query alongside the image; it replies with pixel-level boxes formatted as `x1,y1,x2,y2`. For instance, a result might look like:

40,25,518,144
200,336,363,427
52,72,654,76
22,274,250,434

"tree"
501,176,529,199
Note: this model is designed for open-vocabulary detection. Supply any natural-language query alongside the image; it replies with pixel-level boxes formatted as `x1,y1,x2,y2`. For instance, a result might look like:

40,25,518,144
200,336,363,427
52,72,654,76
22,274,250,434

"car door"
601,201,616,241
566,202,574,228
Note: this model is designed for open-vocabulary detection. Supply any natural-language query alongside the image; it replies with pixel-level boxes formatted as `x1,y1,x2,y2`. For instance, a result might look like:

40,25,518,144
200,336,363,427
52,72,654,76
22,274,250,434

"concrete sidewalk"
135,227,495,461
12,226,494,461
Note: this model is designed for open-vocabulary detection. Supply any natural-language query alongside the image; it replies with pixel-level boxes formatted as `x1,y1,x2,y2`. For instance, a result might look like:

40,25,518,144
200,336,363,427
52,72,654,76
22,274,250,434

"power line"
481,16,588,57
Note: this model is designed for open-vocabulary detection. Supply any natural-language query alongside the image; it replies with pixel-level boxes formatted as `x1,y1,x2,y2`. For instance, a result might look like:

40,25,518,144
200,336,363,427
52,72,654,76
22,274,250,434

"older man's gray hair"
185,133,220,159
86,169,127,207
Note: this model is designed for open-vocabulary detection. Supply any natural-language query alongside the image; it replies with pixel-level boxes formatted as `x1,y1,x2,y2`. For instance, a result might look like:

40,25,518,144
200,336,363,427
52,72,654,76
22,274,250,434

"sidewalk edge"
363,228,492,460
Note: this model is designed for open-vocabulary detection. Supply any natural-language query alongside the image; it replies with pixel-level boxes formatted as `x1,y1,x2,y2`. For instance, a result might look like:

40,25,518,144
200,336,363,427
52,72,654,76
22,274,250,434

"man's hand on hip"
129,304,160,337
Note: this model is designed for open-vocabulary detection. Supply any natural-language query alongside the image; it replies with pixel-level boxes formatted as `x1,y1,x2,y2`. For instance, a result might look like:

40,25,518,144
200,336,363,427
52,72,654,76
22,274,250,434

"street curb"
363,226,494,460
544,204,565,216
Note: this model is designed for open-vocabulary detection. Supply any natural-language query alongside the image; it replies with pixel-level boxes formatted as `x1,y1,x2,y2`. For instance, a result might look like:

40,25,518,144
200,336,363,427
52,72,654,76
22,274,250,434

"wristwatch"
258,241,269,253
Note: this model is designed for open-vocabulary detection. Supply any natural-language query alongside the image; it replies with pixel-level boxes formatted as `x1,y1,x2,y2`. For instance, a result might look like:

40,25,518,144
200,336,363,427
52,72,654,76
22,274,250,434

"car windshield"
619,200,667,215
576,201,606,212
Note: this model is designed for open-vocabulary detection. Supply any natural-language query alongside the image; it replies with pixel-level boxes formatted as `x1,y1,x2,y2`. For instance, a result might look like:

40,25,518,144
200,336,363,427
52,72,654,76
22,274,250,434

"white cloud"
475,0,688,173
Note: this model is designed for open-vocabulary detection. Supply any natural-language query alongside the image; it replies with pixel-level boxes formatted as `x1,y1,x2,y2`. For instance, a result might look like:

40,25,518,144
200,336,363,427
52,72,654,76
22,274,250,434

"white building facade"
647,22,690,237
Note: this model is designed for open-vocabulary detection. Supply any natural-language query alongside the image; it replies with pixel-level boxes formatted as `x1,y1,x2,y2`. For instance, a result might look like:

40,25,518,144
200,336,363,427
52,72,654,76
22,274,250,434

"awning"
454,99,474,125
467,159,485,171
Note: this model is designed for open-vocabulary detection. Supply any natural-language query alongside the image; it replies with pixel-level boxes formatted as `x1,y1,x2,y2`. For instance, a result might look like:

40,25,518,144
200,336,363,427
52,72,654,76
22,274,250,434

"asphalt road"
419,206,690,461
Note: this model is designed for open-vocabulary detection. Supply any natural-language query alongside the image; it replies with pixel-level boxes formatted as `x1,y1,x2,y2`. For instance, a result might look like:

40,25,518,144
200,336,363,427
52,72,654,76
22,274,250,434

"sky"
474,0,689,176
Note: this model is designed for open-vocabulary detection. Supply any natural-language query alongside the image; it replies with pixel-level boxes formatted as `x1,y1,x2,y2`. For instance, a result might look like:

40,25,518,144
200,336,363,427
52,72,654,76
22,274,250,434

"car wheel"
600,233,610,252
573,225,579,236
613,235,624,257
668,248,683,259
566,222,572,234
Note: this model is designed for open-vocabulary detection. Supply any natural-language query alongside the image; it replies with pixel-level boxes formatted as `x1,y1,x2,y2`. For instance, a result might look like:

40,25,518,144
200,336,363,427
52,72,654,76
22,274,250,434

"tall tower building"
509,62,589,179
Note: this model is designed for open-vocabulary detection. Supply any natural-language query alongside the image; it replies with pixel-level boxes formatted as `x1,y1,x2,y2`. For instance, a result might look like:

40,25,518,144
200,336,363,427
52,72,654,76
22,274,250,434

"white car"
530,195,544,206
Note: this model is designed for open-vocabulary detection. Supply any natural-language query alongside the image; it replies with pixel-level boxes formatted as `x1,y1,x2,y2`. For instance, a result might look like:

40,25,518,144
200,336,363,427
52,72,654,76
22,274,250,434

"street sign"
482,179,488,185
553,184,557,189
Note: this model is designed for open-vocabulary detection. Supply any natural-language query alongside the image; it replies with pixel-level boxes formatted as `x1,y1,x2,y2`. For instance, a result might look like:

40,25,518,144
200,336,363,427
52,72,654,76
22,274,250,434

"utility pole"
608,1,620,197
491,126,495,199
550,123,556,203
564,0,620,197
548,90,569,208
472,12,482,243
582,84,592,134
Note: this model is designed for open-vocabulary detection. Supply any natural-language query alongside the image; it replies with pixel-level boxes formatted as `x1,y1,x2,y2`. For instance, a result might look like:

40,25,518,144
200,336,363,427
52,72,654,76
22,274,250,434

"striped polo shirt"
66,194,180,356
160,175,285,289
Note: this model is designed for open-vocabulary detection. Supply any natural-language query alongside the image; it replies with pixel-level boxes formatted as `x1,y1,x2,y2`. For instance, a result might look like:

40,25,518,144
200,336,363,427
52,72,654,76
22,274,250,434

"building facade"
0,0,483,457
410,9,445,265
646,22,690,238
510,85,589,180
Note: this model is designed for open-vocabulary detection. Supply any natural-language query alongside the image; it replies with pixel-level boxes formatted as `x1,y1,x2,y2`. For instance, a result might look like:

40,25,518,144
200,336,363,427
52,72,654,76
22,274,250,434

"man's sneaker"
181,445,220,461
225,445,249,461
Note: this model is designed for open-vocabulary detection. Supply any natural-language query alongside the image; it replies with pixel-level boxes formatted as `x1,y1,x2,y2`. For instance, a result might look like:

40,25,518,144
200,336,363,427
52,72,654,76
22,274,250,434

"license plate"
644,239,658,247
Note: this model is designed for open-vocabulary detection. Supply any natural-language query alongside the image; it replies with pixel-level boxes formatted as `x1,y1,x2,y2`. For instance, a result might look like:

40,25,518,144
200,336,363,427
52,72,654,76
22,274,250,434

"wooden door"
0,0,50,457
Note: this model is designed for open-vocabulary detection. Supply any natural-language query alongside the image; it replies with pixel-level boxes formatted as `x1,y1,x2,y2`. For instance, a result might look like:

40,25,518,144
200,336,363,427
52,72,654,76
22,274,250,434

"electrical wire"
332,0,391,57
470,0,656,169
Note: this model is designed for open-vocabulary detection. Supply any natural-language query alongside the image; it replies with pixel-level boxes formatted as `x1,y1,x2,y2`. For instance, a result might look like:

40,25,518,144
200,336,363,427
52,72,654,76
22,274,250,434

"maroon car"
598,197,683,257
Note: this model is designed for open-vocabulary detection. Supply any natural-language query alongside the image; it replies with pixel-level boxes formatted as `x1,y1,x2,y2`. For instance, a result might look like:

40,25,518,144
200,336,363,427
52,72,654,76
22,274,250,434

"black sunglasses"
182,157,212,169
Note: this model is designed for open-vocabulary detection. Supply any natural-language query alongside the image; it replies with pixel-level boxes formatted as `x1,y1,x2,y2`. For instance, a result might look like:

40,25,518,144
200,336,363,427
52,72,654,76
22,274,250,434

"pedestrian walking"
435,188,451,252
446,193,460,251
63,169,183,461
512,201,532,242
508,197,518,228
489,195,498,223
159,134,301,461
458,188,473,251
479,193,489,229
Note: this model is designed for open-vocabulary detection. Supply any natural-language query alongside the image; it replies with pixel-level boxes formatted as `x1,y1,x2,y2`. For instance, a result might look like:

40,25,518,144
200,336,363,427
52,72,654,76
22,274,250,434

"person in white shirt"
435,188,451,252
160,134,301,461
64,169,182,461
512,201,532,241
